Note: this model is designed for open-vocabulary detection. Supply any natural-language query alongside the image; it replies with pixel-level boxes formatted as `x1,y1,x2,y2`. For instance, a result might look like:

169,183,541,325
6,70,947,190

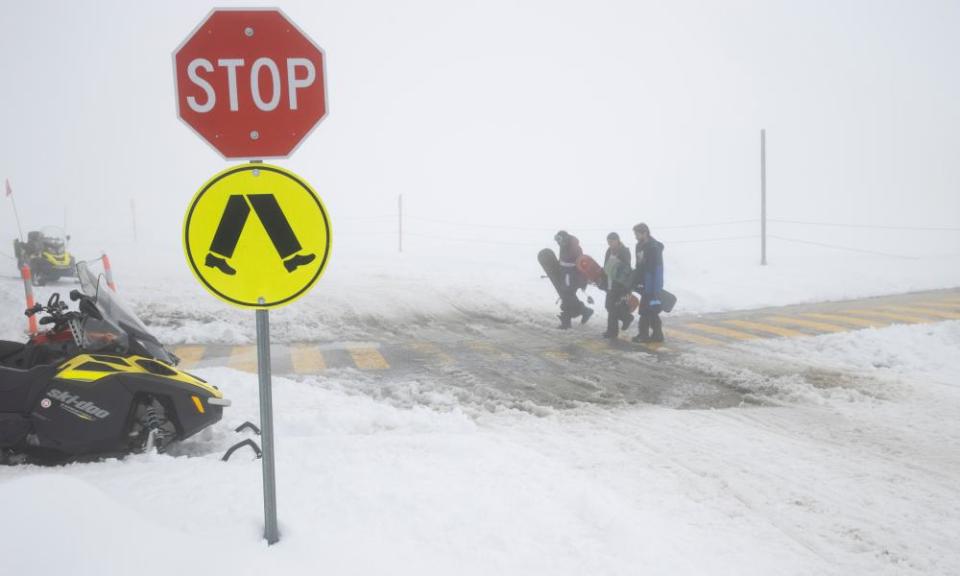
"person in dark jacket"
555,230,593,329
601,232,634,338
631,223,664,342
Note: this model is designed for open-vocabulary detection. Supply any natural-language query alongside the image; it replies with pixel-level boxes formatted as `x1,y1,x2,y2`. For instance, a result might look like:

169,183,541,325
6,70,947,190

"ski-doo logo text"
47,389,110,420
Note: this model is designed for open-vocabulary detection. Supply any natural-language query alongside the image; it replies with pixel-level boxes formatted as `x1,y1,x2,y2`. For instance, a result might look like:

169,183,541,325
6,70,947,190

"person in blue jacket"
631,223,664,343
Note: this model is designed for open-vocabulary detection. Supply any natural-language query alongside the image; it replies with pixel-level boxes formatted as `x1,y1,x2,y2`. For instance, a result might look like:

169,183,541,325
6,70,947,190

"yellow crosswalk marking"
843,309,927,324
911,301,960,311
291,344,326,373
410,342,454,364
349,348,390,370
666,329,725,346
574,336,663,352
638,342,671,352
228,346,258,373
722,319,804,338
579,339,613,353
885,305,960,320
466,340,511,358
686,322,757,340
764,316,846,333
802,312,884,328
173,345,205,369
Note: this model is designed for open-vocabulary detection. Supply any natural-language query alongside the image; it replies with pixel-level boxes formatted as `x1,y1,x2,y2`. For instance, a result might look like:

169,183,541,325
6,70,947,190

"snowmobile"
0,261,231,464
13,227,77,285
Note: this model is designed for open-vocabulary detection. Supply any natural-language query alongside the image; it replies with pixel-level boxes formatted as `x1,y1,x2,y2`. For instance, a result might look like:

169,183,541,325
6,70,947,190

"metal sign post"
256,300,279,544
252,164,278,545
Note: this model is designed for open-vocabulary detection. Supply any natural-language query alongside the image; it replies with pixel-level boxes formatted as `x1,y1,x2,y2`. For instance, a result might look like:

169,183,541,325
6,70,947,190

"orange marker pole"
102,253,117,292
21,265,38,335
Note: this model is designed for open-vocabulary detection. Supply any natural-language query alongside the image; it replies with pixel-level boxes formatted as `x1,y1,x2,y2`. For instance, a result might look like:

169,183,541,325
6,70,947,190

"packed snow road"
167,288,960,413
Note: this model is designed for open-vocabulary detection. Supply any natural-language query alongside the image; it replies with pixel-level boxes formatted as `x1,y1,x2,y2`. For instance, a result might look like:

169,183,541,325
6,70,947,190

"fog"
1,0,958,259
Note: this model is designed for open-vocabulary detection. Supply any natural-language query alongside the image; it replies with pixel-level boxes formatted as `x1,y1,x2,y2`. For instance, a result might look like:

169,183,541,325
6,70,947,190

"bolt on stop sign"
174,9,327,159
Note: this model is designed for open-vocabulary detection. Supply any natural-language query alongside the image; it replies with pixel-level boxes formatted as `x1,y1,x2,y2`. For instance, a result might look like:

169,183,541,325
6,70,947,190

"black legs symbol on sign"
204,194,316,276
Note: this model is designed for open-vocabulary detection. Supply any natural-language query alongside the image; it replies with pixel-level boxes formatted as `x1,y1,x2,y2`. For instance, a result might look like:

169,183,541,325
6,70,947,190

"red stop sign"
174,9,327,159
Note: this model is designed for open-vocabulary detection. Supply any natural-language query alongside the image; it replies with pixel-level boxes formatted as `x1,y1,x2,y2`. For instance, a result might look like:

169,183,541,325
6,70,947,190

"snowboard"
538,248,564,297
633,289,677,313
575,255,604,285
577,254,639,311
659,289,677,313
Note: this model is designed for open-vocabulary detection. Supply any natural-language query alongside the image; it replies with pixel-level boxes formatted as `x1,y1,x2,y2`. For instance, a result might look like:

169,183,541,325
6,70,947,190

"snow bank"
2,322,960,575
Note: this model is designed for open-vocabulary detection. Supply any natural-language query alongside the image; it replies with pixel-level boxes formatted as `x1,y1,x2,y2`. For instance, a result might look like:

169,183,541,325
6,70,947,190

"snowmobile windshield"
77,262,175,364
78,315,130,355
40,226,67,254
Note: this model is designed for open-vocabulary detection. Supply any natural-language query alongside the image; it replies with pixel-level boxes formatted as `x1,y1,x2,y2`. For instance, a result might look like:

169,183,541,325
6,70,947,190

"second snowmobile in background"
13,227,77,285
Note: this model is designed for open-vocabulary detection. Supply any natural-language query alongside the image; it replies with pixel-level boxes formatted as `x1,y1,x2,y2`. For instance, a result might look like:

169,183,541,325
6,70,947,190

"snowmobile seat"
0,341,25,367
0,366,44,413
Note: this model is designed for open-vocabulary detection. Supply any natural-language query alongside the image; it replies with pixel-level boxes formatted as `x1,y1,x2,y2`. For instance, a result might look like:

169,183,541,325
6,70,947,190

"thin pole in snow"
131,199,138,242
761,129,767,266
398,194,403,253
6,179,24,242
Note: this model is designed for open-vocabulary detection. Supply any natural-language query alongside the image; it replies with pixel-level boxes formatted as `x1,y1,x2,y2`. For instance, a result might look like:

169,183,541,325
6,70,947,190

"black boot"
650,314,664,342
558,314,572,330
581,307,594,325
631,316,650,343
603,314,618,338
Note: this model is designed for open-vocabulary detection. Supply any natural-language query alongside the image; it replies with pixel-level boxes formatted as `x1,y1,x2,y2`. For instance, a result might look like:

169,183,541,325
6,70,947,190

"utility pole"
761,129,767,266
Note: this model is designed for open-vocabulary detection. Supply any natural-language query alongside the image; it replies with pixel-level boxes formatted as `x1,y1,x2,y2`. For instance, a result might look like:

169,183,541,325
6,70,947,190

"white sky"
1,0,958,256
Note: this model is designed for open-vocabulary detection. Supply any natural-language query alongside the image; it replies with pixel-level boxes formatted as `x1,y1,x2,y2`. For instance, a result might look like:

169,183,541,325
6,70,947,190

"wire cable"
404,232,541,247
768,235,922,260
404,232,759,248
337,215,396,223
769,219,960,232
406,214,758,232
668,235,758,245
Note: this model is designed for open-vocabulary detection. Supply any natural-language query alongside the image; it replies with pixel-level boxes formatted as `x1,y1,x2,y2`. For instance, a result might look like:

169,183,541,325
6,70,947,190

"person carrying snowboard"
631,223,665,343
601,232,634,338
555,230,593,329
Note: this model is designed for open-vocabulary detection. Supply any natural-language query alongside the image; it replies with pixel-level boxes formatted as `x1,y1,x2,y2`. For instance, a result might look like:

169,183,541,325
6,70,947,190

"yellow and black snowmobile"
0,262,233,464
12,227,77,285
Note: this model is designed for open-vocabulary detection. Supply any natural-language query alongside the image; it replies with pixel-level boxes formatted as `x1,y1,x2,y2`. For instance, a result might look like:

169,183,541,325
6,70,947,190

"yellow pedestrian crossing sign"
183,164,331,309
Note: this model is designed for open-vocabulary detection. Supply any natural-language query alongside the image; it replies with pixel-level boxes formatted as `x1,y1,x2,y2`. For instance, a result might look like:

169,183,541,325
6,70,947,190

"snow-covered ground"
1,228,959,575
2,321,959,575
